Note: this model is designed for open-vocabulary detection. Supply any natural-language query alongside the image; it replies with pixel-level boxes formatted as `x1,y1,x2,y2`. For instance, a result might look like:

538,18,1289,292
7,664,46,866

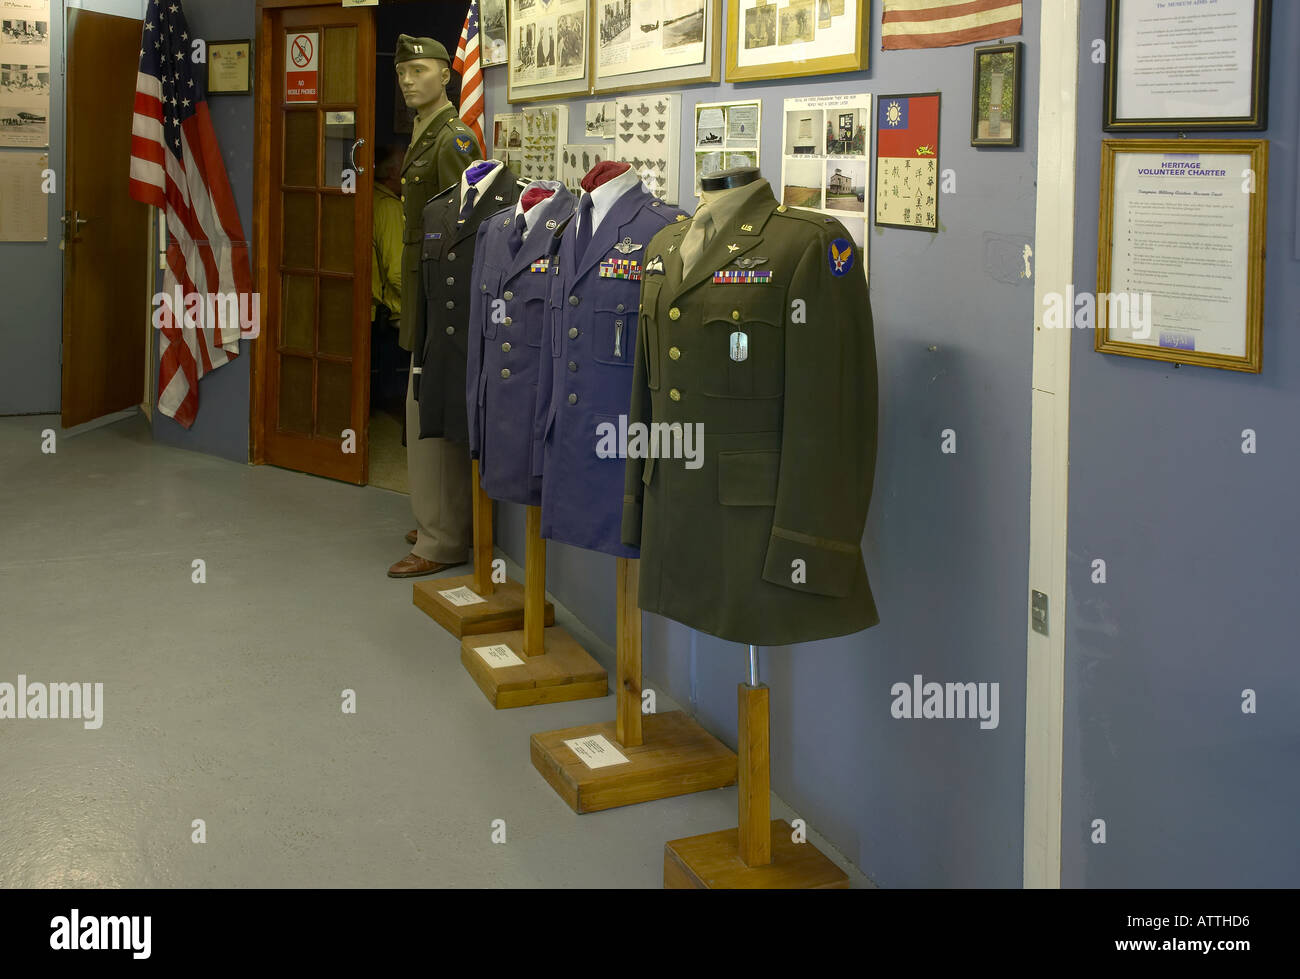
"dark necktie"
458,185,478,223
507,212,527,257
573,193,594,258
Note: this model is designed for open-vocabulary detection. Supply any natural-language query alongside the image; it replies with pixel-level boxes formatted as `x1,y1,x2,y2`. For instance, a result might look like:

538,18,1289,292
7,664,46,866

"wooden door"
255,4,375,483
61,8,151,428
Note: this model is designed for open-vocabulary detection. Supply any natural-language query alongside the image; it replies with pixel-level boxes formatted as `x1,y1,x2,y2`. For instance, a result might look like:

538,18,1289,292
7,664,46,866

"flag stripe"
881,0,1021,49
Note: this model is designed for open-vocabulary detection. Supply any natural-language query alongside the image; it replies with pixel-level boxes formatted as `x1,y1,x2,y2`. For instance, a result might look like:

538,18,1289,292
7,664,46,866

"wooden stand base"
663,820,850,889
413,574,554,639
530,711,737,813
460,626,607,709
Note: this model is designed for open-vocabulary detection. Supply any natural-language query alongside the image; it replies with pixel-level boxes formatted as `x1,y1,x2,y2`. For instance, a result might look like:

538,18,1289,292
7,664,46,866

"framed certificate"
725,0,868,83
1095,139,1268,372
1104,0,1271,131
207,40,252,96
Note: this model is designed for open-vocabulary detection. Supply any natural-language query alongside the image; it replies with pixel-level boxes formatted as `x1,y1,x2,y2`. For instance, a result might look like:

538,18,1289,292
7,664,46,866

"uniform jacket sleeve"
466,220,494,461
761,227,878,598
411,202,435,401
530,233,563,478
373,192,404,317
620,231,664,548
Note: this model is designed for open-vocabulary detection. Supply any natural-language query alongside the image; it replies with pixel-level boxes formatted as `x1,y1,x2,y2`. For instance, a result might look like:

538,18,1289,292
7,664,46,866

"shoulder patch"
454,134,474,155
828,238,855,277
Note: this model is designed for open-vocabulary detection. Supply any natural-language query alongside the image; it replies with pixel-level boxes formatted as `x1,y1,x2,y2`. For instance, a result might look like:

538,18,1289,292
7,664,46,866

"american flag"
881,0,1021,50
453,0,486,156
128,0,252,429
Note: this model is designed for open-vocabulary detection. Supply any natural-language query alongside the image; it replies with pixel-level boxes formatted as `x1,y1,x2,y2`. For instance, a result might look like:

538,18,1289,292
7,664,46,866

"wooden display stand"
412,461,552,638
663,667,850,889
459,506,607,708
530,558,737,812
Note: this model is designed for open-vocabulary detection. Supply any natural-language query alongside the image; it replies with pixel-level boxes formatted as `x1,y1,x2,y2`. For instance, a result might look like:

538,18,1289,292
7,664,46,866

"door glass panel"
322,27,357,104
323,111,355,189
282,192,317,269
318,277,353,356
283,111,318,187
320,194,355,273
316,360,352,438
282,274,316,350
279,355,314,434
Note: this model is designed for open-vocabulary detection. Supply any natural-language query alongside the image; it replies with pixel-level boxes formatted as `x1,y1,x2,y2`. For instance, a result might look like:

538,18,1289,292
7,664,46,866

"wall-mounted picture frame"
506,0,591,104
480,0,510,67
592,0,721,95
875,92,939,233
725,0,868,84
970,41,1020,148
207,39,252,96
1095,139,1268,372
1103,0,1271,132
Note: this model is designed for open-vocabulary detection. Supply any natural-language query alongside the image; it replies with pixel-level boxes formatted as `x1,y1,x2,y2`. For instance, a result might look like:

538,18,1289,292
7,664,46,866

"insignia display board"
693,98,761,196
613,92,680,204
560,142,610,193
508,0,591,103
874,92,940,233
780,92,871,260
519,104,569,181
725,0,867,83
592,0,722,95
0,0,51,148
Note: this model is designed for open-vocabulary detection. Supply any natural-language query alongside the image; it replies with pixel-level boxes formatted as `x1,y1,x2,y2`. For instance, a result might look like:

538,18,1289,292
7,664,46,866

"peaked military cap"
395,34,450,65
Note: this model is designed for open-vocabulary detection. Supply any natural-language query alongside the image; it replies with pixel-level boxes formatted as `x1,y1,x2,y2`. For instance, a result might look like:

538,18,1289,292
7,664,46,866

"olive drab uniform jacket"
414,165,523,443
621,182,880,645
397,101,483,351
466,183,576,506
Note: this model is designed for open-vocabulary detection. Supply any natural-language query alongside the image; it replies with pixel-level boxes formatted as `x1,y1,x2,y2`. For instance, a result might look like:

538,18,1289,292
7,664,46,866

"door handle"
349,138,367,175
60,210,90,242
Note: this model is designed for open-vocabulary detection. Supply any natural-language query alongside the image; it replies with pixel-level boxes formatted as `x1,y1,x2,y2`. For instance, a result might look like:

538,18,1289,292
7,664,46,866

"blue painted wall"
1063,1,1300,887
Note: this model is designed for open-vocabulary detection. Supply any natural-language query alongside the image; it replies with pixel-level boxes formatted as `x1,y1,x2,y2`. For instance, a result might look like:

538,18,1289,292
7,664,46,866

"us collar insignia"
600,258,642,281
726,243,740,253
644,256,665,275
740,224,754,232
494,195,503,202
614,237,643,254
732,256,767,269
713,269,772,284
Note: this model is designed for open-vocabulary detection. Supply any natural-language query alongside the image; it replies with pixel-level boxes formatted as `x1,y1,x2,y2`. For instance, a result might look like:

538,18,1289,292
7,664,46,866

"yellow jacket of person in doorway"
372,182,404,322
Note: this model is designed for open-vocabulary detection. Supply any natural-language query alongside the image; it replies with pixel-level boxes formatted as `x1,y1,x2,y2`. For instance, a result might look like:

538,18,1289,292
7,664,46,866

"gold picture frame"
506,0,591,104
725,0,867,83
592,0,721,95
207,39,252,96
1096,139,1268,373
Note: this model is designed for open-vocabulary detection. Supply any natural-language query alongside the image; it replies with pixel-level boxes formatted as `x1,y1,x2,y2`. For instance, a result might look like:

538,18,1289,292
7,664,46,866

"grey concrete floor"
0,412,868,888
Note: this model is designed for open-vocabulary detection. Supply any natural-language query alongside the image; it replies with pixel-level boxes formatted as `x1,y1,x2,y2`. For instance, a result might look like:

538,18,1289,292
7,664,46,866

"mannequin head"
395,35,452,119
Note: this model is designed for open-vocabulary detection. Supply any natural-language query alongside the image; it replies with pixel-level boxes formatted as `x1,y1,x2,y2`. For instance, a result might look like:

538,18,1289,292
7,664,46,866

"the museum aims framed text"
207,40,253,96
593,0,721,95
1095,139,1268,372
1103,0,1271,132
725,0,868,83
507,0,590,103
971,42,1020,148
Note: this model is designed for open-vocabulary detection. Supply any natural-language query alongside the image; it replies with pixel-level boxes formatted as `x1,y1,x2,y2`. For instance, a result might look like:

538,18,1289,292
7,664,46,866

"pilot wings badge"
732,256,767,269
614,237,643,254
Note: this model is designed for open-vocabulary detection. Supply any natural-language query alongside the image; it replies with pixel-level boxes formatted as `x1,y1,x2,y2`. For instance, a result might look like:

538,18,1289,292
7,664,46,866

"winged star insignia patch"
644,256,665,275
726,243,740,253
614,237,643,254
829,238,854,277
454,135,473,154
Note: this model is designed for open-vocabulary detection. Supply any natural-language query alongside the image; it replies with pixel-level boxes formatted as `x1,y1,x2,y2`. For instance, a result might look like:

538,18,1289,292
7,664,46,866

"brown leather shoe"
405,529,418,546
388,553,457,579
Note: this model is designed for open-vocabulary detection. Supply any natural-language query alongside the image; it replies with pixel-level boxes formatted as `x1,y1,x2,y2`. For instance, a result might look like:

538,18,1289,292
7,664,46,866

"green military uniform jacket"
398,101,482,350
621,182,879,645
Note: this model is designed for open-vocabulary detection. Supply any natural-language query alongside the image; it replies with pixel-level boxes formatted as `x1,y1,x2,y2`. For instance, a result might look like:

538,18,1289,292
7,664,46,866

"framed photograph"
875,92,939,232
1095,139,1268,372
725,0,867,83
971,42,1020,148
207,40,252,96
1104,0,1271,131
480,0,510,67
692,98,761,194
592,0,722,95
507,0,590,103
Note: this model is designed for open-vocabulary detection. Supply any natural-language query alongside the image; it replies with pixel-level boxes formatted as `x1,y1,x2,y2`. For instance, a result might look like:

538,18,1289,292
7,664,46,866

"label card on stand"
438,585,488,606
473,643,526,668
563,734,631,769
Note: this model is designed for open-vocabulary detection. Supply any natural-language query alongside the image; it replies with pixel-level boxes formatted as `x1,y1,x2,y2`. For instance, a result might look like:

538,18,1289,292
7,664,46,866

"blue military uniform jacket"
466,182,576,506
534,182,685,557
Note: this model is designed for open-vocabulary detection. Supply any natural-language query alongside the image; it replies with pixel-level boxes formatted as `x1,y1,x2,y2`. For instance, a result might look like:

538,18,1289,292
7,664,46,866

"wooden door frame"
249,0,376,476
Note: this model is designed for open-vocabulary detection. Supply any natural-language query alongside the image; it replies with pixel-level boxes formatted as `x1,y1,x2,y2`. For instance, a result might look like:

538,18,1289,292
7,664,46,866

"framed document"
480,0,510,67
1104,0,1271,131
693,98,761,195
207,40,252,96
780,93,871,257
874,92,939,233
971,42,1021,148
593,0,721,95
507,0,590,103
1096,139,1268,372
725,0,868,83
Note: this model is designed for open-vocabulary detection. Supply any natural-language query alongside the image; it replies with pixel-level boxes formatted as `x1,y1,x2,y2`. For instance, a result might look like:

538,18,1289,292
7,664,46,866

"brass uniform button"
669,388,681,402
445,276,455,286
731,310,740,321
616,303,625,313
568,327,579,339
503,290,514,301
501,342,511,352
668,307,680,321
480,283,487,292
401,177,407,185
504,316,513,326
501,368,511,379
668,346,681,360
445,300,455,309
568,295,580,306
567,393,578,405
445,326,454,335
447,251,456,261
568,361,578,372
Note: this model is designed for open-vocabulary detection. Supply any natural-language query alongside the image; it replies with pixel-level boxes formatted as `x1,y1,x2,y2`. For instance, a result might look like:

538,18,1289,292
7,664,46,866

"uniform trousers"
405,352,472,564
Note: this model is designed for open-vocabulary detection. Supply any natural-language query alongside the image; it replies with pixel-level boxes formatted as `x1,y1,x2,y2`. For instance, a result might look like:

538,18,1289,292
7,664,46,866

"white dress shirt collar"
461,159,504,206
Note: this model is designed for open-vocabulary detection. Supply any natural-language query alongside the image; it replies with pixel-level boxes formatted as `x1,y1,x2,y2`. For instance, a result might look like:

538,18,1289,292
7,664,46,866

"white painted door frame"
1024,0,1080,889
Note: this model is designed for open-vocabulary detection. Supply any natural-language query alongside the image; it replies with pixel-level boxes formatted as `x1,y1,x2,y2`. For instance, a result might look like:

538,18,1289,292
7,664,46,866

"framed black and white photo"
593,0,721,95
480,0,509,67
971,42,1020,148
1104,0,1271,131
